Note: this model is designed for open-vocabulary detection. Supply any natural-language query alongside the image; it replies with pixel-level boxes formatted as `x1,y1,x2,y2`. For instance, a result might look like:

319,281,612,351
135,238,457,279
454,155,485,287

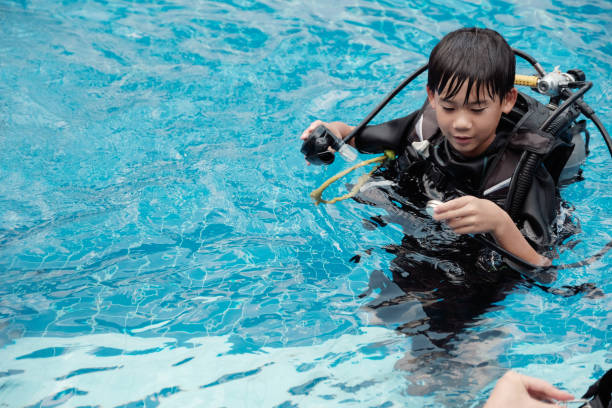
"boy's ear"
426,86,436,108
501,88,518,114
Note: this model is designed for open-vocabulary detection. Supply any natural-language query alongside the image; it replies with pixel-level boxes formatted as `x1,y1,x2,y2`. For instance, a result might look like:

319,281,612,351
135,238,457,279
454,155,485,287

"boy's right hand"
300,120,343,165
300,120,341,141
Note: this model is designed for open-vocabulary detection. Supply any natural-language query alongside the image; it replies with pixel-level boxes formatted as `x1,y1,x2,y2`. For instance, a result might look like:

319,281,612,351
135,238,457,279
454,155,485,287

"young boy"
300,27,562,267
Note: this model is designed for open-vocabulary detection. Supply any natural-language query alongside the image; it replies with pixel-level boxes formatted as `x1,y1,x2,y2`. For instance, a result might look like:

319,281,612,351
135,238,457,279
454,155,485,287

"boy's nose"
453,113,472,131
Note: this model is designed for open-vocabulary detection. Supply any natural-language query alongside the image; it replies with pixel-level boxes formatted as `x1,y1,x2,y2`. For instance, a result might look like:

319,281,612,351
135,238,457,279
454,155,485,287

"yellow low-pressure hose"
515,74,539,87
310,150,395,205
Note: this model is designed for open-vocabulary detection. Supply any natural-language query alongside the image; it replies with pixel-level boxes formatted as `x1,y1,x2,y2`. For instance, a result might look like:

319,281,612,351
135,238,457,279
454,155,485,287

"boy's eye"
442,106,455,112
471,107,486,113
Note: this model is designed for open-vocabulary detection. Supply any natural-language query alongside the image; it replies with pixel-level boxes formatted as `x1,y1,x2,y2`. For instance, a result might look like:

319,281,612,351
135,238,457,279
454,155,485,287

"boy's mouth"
452,135,473,144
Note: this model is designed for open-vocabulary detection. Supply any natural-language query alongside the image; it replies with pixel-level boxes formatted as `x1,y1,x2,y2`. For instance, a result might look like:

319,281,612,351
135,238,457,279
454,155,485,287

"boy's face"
427,81,517,157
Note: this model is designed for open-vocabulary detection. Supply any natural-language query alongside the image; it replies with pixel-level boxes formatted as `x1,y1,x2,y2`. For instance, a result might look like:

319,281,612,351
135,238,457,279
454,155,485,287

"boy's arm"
300,112,418,153
433,196,551,266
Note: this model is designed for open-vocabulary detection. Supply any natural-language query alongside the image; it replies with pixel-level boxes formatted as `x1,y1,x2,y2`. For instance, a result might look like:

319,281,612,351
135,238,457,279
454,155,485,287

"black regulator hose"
576,99,612,156
505,79,612,273
508,82,593,221
540,82,593,130
512,48,546,77
342,63,428,145
514,47,612,158
340,52,549,146
508,153,541,221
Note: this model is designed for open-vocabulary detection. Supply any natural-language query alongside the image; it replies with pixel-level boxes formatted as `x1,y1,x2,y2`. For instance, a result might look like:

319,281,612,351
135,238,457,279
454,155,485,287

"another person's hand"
433,195,508,235
484,371,574,407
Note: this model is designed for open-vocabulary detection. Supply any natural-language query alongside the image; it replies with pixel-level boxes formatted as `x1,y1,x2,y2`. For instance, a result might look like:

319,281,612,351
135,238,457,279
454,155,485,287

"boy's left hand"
432,196,509,236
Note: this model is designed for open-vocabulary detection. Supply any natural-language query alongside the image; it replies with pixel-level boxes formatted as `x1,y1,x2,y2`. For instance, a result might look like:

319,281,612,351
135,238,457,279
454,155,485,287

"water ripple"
0,0,610,406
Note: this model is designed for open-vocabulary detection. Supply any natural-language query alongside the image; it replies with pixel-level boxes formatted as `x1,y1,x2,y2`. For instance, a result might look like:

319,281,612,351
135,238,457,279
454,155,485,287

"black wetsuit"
352,103,576,346
355,102,574,250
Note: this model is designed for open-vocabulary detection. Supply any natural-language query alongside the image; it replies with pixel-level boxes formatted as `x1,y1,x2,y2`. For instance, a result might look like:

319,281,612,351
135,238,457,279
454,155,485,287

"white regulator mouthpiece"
337,143,357,162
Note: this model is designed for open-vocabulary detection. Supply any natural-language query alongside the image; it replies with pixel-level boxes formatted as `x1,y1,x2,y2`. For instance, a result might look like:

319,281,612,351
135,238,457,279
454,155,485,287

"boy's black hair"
427,27,515,104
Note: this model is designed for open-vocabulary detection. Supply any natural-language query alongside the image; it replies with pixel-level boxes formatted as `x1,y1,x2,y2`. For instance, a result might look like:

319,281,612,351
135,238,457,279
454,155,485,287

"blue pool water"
0,0,611,406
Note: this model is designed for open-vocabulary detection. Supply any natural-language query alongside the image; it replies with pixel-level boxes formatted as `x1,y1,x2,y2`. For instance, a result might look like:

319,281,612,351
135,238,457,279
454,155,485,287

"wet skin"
426,82,517,158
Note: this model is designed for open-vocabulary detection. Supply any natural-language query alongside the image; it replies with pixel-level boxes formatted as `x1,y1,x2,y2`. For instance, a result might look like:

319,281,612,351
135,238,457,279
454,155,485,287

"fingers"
433,197,477,222
432,196,506,236
446,218,477,234
433,196,476,220
521,374,574,402
532,399,572,408
485,371,574,408
300,120,324,140
434,208,470,222
434,196,474,213
433,209,478,235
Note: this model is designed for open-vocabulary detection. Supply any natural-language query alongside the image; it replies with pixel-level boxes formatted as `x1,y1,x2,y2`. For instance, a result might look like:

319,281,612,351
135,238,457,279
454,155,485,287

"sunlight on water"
1,329,415,407
0,0,610,406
